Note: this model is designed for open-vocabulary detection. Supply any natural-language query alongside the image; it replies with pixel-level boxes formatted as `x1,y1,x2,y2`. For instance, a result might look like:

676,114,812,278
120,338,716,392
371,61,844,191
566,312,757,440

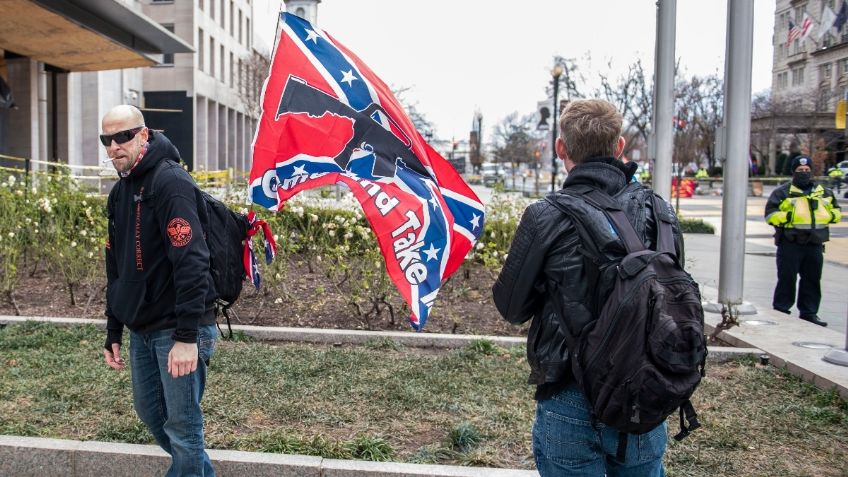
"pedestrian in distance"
101,104,218,476
494,99,704,477
765,156,842,327
827,166,844,194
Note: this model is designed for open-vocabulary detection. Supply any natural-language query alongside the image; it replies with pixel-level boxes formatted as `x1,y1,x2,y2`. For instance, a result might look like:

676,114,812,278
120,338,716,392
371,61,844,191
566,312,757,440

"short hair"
558,99,622,164
102,104,145,128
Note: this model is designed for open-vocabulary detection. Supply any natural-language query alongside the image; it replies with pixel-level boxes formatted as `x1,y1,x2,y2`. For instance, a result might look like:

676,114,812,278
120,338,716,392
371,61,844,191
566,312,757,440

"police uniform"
764,156,841,326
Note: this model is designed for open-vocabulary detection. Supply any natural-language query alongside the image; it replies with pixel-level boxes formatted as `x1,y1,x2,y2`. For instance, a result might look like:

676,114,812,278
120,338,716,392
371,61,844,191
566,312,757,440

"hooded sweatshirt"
104,132,216,347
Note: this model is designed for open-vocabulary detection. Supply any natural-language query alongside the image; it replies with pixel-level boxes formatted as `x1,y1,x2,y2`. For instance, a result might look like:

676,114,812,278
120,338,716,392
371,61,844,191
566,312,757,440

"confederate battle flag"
249,13,485,330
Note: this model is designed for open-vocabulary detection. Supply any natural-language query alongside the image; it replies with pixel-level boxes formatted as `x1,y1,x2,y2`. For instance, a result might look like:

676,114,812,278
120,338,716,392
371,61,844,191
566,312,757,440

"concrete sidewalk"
677,191,848,400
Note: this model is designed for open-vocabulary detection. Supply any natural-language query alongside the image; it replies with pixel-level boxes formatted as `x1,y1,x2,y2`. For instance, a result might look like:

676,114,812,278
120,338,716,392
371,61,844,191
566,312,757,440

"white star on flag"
423,243,441,261
304,29,319,44
428,196,439,210
470,213,481,230
293,164,307,175
340,69,358,86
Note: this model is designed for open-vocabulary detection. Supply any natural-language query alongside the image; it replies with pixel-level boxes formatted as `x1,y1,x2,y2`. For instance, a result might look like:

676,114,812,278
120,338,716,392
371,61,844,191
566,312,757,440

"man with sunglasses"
101,105,218,476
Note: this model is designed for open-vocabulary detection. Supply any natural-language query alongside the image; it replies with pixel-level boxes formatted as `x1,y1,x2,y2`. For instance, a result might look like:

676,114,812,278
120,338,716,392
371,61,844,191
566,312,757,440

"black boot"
800,315,828,327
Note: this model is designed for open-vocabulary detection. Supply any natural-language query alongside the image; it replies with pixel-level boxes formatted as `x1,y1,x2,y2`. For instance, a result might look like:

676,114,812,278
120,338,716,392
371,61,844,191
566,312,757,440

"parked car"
481,163,505,186
837,160,848,176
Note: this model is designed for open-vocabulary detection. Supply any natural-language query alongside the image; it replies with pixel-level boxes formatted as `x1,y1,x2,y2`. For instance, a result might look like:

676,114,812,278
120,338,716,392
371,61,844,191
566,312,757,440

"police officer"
827,166,844,193
765,156,841,326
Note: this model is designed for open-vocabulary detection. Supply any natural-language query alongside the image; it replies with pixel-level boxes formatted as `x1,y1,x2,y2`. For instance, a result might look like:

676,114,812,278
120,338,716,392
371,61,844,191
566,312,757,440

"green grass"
1,322,846,475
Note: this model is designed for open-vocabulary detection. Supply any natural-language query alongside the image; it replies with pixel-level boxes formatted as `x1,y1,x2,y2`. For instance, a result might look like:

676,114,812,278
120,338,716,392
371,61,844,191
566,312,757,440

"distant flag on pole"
798,13,815,41
834,1,848,33
787,20,802,45
817,5,837,40
248,13,485,330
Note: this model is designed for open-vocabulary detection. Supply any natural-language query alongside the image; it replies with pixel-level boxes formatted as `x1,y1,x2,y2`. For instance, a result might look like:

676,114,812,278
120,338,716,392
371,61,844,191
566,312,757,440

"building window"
239,10,243,44
823,63,833,81
230,51,234,87
791,66,805,86
237,58,242,91
210,0,214,19
792,38,802,55
220,45,225,80
220,0,225,28
296,7,305,18
247,18,251,49
230,1,235,36
824,33,833,48
777,71,789,90
160,24,175,66
199,0,204,10
210,37,215,77
839,58,848,76
198,28,204,71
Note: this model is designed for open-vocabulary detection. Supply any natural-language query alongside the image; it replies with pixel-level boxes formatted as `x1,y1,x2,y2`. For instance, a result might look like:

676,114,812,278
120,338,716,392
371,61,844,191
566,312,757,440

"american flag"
787,14,813,45
249,13,485,330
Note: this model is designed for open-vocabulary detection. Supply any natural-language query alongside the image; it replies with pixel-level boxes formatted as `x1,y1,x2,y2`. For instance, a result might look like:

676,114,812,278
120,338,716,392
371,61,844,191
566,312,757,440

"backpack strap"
141,159,181,207
673,400,701,441
556,185,648,254
650,194,676,257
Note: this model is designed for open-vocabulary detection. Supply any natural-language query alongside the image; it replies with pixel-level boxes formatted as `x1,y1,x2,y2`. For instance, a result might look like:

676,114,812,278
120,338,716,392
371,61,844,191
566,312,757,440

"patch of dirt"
0,258,527,338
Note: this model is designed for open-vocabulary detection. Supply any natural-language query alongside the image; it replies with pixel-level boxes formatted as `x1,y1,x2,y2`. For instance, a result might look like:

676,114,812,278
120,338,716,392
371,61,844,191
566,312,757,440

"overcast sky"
255,0,776,142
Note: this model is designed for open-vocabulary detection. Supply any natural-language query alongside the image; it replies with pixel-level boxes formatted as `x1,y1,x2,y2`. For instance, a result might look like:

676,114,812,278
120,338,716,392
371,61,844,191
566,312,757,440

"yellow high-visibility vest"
766,184,841,228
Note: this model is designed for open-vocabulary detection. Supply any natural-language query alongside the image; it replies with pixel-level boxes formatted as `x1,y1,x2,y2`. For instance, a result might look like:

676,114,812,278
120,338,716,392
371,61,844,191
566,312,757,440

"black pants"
773,241,823,318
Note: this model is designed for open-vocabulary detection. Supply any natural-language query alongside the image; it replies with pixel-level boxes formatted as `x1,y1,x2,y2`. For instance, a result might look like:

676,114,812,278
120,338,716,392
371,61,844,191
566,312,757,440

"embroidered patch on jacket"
166,218,192,247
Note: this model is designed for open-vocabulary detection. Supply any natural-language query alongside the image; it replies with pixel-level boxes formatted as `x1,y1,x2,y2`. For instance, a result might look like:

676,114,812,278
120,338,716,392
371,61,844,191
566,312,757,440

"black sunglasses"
99,127,144,147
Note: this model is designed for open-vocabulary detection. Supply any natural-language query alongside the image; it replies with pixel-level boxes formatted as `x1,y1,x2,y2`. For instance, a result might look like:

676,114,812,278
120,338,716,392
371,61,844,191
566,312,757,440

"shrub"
679,217,715,234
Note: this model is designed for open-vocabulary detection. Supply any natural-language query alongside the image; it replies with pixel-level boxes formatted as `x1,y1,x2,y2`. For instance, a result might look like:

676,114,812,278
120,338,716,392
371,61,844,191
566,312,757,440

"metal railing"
0,154,249,197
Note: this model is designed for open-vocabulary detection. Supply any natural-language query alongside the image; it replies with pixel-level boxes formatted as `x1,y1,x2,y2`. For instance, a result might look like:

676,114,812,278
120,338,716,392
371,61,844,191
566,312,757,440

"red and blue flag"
249,13,485,330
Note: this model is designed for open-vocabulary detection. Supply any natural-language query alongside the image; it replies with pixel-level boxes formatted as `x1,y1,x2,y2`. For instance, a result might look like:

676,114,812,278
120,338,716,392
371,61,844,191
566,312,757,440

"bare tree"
751,89,842,175
238,49,271,119
392,86,436,137
492,112,535,172
675,74,724,171
597,59,653,159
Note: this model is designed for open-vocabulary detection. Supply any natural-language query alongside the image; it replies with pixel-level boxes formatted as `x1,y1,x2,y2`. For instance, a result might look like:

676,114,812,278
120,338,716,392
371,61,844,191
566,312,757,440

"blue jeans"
130,325,217,477
533,384,667,477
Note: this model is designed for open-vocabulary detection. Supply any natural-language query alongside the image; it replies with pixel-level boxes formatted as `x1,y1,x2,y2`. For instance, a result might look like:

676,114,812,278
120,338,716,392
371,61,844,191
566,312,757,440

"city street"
473,183,848,334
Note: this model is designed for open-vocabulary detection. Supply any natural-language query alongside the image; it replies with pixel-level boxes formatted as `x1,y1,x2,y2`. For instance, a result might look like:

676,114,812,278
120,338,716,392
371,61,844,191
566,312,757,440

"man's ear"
615,136,626,158
556,136,567,161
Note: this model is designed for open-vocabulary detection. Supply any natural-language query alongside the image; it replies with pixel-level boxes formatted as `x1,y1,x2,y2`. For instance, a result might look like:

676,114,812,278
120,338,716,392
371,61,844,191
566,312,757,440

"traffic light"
536,100,552,131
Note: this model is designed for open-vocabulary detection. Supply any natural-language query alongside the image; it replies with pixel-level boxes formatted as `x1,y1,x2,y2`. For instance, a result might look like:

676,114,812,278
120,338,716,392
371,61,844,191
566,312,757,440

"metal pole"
551,74,560,193
718,0,754,306
653,0,676,200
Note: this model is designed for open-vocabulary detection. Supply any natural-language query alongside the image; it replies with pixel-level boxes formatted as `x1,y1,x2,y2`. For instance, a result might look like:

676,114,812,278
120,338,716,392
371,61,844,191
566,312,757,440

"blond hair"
558,99,622,164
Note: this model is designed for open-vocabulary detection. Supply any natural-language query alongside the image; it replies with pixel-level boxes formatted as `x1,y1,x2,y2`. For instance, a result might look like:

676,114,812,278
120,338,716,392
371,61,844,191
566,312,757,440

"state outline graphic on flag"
248,12,485,330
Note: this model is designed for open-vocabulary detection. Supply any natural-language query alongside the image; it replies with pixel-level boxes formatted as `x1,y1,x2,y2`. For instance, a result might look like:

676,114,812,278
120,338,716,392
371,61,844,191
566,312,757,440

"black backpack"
147,160,251,338
545,185,706,456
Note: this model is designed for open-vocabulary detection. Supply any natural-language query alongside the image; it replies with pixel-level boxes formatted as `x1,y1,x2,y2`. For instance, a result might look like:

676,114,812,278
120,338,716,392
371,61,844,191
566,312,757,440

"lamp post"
551,64,564,192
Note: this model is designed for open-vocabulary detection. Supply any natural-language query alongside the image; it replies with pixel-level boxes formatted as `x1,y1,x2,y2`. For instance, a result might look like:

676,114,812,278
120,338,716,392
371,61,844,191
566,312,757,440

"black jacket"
492,158,685,399
105,133,216,346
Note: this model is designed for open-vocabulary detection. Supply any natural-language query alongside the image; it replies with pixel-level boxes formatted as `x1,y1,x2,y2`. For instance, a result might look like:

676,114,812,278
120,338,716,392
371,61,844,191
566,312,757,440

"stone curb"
0,436,538,477
0,316,761,362
0,315,527,349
